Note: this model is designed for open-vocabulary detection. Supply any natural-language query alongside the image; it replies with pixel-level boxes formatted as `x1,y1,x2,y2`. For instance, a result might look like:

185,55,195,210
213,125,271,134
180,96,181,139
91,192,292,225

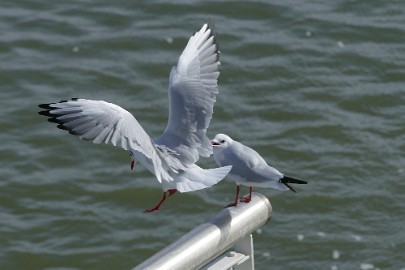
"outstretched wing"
154,23,220,165
38,98,172,183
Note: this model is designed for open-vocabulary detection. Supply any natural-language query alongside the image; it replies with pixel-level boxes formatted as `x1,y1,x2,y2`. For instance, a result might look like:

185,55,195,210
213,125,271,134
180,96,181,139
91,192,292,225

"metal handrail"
133,193,272,270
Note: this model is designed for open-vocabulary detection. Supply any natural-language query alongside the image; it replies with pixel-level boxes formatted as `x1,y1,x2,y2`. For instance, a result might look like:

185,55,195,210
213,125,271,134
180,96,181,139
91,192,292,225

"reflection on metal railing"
133,193,272,270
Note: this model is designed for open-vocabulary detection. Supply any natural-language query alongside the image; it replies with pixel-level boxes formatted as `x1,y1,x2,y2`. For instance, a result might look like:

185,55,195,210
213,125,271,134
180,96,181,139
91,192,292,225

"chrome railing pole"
133,192,272,270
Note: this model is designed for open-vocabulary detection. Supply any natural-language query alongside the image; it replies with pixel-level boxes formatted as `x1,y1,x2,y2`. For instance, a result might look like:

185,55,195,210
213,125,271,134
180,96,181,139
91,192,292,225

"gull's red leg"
240,186,252,203
168,189,177,196
144,192,167,213
143,189,177,213
130,160,137,170
226,185,240,207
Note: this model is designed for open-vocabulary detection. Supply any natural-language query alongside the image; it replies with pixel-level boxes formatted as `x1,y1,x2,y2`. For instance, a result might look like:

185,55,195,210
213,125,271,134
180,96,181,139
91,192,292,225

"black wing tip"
38,103,52,109
56,124,67,130
38,98,83,131
38,98,81,114
38,98,80,107
279,176,307,193
56,124,79,136
38,110,51,116
283,182,298,193
281,176,308,185
59,97,80,103
38,98,85,137
47,117,60,124
38,103,56,117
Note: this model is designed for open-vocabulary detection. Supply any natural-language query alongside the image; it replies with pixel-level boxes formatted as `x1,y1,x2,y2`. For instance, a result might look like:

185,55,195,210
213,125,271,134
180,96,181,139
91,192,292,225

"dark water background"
1,1,404,269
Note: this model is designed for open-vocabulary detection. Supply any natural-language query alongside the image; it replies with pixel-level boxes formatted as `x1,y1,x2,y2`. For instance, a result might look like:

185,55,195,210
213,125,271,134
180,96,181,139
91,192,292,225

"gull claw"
225,202,238,208
240,196,251,203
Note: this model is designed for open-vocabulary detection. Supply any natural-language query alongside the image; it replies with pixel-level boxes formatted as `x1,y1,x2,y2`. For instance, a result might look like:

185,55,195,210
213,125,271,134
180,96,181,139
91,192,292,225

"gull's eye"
221,140,225,143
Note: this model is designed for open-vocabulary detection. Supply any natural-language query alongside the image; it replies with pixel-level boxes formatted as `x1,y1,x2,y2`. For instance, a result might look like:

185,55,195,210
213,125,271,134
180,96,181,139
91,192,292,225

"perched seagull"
38,23,232,213
211,133,307,207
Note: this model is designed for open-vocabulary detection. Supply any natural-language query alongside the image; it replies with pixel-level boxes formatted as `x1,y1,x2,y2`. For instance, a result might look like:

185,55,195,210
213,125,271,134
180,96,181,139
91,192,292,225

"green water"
1,1,404,269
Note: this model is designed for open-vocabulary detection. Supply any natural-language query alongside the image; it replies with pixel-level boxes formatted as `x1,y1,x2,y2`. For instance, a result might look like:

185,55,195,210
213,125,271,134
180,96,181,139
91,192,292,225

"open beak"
211,140,220,147
131,160,137,170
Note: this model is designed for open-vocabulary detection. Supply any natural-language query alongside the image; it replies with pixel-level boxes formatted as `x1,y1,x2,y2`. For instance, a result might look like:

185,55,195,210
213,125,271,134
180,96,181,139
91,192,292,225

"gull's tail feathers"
279,176,308,193
174,165,232,193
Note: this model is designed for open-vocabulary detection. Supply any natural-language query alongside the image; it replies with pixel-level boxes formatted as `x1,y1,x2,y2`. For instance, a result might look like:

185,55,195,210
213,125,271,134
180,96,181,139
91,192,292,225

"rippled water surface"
1,1,404,269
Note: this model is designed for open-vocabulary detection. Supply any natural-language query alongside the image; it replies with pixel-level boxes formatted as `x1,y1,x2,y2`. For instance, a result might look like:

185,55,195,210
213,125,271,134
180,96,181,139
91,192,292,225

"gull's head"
211,133,233,149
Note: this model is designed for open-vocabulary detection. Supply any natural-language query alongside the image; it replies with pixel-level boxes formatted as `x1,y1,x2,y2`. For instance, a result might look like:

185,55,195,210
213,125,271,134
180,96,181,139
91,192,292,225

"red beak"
211,140,220,146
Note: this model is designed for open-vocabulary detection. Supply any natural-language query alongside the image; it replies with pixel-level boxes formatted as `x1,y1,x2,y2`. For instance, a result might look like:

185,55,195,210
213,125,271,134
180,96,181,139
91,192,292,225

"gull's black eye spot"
221,140,225,143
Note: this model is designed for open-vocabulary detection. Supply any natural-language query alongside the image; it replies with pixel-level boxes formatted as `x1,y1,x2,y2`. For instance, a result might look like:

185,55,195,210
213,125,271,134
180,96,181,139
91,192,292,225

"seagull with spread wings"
39,23,231,213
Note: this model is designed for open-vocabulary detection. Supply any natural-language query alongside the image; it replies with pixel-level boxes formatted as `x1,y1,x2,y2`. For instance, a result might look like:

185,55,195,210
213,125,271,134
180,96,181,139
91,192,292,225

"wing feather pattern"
38,98,171,183
155,23,221,166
